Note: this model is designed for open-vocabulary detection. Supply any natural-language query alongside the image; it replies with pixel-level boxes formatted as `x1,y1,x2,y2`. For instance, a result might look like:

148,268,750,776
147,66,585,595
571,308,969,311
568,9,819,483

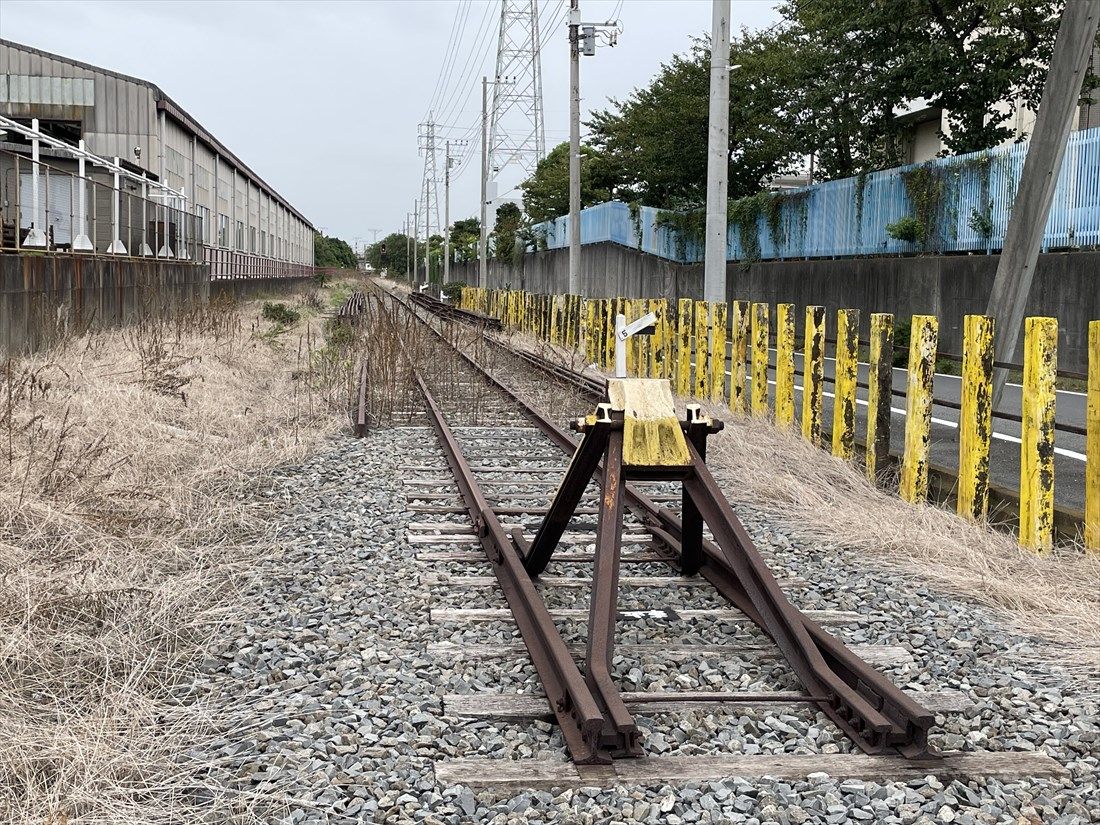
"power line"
432,1,500,129
424,1,472,120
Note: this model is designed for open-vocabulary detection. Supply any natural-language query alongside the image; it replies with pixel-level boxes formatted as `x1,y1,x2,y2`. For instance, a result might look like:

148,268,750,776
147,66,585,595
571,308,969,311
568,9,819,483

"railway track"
378,288,1066,790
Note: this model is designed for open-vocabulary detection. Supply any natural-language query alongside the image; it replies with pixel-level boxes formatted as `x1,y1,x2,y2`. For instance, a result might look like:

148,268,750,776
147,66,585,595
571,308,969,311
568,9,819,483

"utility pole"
703,0,731,304
423,176,430,284
413,200,419,286
566,3,619,296
480,75,489,288
444,140,452,285
568,0,582,295
405,213,412,281
984,0,1099,409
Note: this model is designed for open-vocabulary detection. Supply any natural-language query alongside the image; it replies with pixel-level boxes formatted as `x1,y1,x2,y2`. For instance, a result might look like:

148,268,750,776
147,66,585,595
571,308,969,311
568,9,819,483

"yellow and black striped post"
660,299,674,380
729,300,751,414
551,294,562,344
1086,319,1095,552
1087,320,1100,553
774,303,796,428
646,299,659,378
899,315,938,503
710,301,728,401
583,300,596,363
957,315,995,520
751,303,770,416
865,313,894,481
801,305,826,444
831,309,859,458
604,299,616,370
676,298,693,395
1019,316,1057,553
693,300,709,396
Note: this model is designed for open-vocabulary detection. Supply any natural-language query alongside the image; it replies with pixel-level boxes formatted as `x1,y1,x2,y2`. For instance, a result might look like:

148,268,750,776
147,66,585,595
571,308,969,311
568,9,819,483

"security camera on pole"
567,2,621,296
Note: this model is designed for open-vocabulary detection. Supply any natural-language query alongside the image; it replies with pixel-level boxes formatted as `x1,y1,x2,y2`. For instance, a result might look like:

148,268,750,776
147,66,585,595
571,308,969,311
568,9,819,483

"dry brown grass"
0,287,352,824
695,402,1100,682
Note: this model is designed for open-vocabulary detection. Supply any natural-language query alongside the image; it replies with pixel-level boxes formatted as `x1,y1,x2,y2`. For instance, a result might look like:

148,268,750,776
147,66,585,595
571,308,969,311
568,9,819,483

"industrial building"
0,38,313,277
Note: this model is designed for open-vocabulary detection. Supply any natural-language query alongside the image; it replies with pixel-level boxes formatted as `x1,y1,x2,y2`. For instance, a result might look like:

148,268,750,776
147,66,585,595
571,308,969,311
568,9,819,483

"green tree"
520,142,619,224
314,232,358,268
586,29,805,207
781,0,1098,167
492,202,523,264
365,232,411,277
448,217,481,263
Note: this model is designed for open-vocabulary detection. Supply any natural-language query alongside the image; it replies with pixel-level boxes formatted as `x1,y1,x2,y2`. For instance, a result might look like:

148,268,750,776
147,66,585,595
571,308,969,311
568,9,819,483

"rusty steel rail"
395,289,936,761
379,292,614,764
408,290,502,330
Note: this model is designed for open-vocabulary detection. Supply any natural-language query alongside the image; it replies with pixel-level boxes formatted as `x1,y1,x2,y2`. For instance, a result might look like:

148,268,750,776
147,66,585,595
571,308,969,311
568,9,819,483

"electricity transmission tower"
419,118,442,280
488,0,546,181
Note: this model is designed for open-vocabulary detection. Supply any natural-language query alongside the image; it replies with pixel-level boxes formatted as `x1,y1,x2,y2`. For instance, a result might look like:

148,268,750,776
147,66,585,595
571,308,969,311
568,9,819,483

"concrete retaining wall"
2,253,212,353
448,245,1099,373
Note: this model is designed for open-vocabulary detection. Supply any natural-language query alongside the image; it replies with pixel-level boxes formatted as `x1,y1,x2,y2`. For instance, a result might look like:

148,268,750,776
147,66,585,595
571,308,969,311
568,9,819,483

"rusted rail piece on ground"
337,290,367,320
400,290,935,764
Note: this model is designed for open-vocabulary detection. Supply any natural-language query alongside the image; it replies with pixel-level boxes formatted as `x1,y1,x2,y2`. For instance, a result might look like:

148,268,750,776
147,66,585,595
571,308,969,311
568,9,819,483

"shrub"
892,319,911,367
442,281,466,303
886,216,924,244
967,206,994,239
324,317,356,349
261,302,301,326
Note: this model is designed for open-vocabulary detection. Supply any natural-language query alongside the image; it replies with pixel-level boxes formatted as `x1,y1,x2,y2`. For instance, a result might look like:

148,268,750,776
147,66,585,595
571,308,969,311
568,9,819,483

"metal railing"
0,146,202,262
205,247,315,280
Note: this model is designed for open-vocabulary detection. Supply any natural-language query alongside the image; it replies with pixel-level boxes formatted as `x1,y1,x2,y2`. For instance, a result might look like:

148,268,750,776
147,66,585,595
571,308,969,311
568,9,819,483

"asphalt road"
710,346,1087,513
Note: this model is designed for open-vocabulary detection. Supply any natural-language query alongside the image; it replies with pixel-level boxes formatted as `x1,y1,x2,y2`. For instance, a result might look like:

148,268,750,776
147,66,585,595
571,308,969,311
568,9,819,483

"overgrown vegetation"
442,281,466,303
261,301,301,327
518,2,1096,233
0,289,354,823
886,215,925,245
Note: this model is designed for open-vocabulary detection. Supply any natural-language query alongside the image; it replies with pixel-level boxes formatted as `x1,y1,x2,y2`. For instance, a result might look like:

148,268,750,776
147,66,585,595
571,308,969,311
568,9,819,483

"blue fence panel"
531,126,1100,263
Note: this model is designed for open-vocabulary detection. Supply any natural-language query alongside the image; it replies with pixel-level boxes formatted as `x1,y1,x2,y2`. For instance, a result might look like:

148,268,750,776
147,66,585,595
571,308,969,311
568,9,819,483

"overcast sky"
0,0,781,247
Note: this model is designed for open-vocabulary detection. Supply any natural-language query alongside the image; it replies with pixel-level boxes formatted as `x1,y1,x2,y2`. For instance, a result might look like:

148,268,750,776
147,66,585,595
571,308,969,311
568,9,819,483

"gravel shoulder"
196,426,1099,825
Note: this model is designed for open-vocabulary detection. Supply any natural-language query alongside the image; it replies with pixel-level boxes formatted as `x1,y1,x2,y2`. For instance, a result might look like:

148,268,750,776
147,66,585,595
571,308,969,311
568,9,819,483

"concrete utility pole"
423,176,431,283
480,76,490,289
703,0,731,304
444,140,452,285
405,214,412,281
413,200,419,286
568,0,582,295
984,0,1099,409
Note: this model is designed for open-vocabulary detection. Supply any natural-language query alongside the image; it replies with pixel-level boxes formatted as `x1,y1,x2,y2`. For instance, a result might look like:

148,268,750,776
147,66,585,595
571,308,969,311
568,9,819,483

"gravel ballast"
194,424,1099,824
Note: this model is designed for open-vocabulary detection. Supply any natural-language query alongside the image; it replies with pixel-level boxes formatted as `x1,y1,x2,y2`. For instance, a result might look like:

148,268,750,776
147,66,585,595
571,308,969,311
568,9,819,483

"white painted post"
23,117,47,248
140,175,153,256
157,192,174,258
177,188,190,260
614,313,627,378
73,139,92,251
106,157,127,254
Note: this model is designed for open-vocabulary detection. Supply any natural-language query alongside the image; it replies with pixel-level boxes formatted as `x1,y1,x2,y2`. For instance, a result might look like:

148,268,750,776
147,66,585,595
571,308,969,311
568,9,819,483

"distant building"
0,39,313,277
895,45,1100,165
